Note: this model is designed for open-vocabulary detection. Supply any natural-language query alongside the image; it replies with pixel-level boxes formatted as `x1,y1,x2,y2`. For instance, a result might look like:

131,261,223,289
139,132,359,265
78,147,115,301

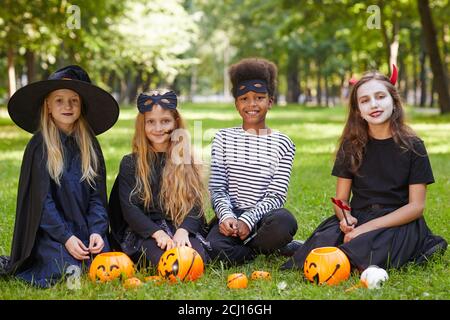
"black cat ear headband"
137,91,177,113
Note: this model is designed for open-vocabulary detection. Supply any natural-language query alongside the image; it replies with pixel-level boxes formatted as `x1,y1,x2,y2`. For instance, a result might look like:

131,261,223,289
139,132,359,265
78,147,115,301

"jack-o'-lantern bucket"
157,247,204,283
89,252,135,283
303,247,350,286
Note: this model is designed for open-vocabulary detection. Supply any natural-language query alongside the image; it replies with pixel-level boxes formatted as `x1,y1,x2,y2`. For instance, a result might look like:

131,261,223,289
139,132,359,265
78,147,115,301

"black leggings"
131,220,209,267
206,208,298,265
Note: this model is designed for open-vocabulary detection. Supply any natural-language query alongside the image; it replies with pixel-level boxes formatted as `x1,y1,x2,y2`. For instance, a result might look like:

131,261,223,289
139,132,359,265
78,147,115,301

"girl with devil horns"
108,89,209,268
282,66,447,271
2,65,119,287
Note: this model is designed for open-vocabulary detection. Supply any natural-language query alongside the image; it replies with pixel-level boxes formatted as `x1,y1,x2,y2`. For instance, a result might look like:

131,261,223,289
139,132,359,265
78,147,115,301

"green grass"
0,103,449,300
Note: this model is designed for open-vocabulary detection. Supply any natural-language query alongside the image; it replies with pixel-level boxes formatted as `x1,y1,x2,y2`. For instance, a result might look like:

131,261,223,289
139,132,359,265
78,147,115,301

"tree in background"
0,0,198,105
418,0,450,113
1,0,448,112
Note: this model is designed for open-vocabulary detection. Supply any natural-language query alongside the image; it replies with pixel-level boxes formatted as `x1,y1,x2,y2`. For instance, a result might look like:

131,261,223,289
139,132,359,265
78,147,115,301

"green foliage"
0,0,199,97
110,0,200,86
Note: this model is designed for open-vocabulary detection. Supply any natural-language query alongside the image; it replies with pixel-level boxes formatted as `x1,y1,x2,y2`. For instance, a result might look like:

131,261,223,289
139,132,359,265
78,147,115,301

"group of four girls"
1,58,446,288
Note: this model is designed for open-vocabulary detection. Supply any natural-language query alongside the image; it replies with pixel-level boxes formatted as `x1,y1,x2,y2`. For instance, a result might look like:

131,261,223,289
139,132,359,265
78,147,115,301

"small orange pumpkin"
144,275,164,285
123,277,142,289
89,252,135,283
157,247,204,283
251,271,271,280
227,273,248,289
303,247,350,286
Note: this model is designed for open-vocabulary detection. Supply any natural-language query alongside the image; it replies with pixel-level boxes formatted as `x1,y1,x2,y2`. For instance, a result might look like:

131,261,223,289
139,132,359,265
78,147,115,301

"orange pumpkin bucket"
89,252,135,283
157,247,204,283
303,247,350,286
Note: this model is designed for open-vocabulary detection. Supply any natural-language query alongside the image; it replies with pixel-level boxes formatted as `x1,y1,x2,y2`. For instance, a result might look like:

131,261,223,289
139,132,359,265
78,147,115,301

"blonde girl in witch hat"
3,65,119,288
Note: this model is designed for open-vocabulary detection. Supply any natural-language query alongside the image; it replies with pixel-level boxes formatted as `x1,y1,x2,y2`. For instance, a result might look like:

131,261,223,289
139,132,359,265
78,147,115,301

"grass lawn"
0,103,448,300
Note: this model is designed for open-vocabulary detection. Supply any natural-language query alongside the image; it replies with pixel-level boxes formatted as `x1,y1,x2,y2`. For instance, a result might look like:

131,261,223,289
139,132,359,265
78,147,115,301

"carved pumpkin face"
227,273,248,289
89,252,135,283
157,247,204,283
304,247,350,286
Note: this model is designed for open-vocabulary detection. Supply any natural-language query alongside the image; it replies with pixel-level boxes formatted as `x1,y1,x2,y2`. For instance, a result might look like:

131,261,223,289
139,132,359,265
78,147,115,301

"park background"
0,0,449,299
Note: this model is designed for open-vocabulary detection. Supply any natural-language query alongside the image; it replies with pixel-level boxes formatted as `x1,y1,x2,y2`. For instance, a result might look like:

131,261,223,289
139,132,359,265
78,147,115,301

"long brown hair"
131,95,205,227
336,71,417,174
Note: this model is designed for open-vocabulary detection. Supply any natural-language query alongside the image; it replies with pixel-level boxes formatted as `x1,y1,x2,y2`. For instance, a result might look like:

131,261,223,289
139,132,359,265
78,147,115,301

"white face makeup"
357,79,394,126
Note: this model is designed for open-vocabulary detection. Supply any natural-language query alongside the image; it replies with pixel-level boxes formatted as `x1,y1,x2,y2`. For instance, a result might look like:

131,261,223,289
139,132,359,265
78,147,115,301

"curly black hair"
228,57,278,98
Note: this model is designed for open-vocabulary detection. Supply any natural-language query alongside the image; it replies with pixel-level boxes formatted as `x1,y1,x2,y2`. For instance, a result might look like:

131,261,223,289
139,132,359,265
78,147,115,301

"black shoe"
416,236,448,265
278,240,304,257
0,256,10,275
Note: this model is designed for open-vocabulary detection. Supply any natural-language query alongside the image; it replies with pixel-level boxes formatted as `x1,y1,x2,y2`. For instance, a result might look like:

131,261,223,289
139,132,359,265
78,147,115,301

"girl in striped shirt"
206,58,300,265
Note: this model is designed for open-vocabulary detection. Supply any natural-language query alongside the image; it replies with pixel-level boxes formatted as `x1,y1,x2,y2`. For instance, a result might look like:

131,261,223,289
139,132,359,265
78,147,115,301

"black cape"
4,131,108,274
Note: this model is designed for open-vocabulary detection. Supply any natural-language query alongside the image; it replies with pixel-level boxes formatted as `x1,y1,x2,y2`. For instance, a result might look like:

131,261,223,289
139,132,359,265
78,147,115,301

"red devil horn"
349,78,358,86
390,64,398,85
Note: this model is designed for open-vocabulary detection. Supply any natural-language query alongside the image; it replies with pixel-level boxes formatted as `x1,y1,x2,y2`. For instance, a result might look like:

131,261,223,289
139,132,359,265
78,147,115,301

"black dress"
108,153,209,266
283,137,447,271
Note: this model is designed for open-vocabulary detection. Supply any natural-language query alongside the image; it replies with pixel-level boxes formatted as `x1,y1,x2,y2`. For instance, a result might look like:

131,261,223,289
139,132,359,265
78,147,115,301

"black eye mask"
137,91,177,113
235,79,268,97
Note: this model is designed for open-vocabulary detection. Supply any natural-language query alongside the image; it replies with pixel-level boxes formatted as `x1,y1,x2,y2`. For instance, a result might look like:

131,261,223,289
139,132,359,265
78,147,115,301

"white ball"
360,265,389,289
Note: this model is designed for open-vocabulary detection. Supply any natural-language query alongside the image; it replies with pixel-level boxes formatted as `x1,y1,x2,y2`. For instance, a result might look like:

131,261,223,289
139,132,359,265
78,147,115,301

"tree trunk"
418,0,450,113
411,32,418,106
380,15,392,65
419,33,428,107
340,76,347,102
7,47,16,97
286,54,300,103
107,71,116,91
429,76,436,108
128,70,142,104
106,71,120,103
380,3,399,66
389,22,400,67
120,69,132,105
25,50,35,84
399,55,408,102
324,75,329,107
316,61,322,106
303,60,312,104
443,24,449,69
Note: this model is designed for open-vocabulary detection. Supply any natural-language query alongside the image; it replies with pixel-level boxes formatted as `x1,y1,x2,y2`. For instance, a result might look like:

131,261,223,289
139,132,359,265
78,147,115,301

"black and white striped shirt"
209,127,296,231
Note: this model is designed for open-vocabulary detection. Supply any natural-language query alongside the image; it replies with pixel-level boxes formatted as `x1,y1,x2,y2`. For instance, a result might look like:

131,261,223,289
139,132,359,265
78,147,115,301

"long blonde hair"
131,93,205,227
40,96,99,187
